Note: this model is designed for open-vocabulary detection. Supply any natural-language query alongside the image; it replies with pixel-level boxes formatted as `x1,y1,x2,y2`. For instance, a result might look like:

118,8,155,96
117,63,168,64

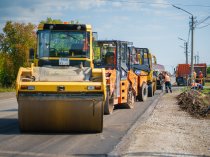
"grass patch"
202,88,210,95
205,82,210,87
0,87,15,92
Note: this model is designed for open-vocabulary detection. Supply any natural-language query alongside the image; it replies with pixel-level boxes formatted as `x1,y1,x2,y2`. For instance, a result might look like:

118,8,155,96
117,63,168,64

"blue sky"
0,0,209,72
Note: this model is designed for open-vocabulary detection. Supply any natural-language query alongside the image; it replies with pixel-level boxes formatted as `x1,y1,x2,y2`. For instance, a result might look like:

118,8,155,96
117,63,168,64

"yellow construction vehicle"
16,23,106,133
129,47,150,102
135,48,157,97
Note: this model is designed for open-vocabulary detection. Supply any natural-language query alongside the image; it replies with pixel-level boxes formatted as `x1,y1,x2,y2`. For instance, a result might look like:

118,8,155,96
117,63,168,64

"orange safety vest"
191,82,198,87
198,73,203,84
199,73,203,78
165,75,170,82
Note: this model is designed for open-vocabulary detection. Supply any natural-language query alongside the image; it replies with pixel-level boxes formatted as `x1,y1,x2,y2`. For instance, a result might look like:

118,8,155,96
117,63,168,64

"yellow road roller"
16,23,106,133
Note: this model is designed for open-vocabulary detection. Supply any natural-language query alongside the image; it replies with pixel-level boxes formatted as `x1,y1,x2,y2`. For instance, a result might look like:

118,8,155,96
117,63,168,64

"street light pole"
172,5,195,82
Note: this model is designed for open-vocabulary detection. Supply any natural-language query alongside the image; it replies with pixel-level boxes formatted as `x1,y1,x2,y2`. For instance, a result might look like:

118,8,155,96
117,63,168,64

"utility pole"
190,15,194,81
173,5,194,82
185,42,188,64
197,51,199,64
178,37,188,64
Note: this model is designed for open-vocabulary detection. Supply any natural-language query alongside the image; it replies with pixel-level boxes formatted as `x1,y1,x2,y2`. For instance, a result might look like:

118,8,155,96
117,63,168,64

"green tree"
40,17,63,24
0,53,14,87
207,66,210,74
0,21,36,87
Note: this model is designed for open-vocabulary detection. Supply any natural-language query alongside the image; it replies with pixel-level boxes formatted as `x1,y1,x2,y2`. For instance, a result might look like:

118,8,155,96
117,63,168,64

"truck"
176,64,190,86
176,63,207,86
16,23,106,133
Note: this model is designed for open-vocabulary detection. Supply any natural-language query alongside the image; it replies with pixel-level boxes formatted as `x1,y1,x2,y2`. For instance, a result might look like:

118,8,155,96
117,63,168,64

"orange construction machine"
94,40,137,114
93,41,154,114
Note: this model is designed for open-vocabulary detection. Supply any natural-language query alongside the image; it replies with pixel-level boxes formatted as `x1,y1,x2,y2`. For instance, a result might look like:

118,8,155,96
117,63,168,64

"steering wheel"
50,48,57,57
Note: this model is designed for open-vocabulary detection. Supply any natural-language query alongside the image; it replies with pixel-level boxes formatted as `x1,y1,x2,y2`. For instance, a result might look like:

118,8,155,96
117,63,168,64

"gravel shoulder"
123,90,210,157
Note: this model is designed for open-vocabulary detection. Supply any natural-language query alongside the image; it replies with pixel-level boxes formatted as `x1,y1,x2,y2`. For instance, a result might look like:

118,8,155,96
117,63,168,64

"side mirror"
29,48,35,60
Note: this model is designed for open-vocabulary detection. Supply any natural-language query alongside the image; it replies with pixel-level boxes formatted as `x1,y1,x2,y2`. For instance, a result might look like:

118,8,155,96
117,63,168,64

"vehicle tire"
148,84,153,97
104,91,114,115
125,87,135,109
153,83,156,95
138,83,148,102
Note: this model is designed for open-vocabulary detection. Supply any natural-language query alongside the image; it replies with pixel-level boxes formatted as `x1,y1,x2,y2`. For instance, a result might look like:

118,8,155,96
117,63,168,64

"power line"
100,0,210,8
196,16,210,26
196,23,210,29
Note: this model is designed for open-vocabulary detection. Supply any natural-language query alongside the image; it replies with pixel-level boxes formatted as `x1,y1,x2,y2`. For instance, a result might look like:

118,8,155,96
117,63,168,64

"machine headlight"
87,86,95,90
87,86,101,90
28,86,35,90
21,85,35,90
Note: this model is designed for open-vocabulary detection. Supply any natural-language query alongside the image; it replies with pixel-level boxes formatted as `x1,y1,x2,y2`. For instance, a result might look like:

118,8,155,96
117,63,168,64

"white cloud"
112,1,122,8
0,0,108,28
111,1,143,11
151,0,170,8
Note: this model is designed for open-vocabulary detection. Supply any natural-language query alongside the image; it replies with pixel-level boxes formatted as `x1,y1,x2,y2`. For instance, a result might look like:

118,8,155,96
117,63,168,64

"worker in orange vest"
163,72,172,93
191,80,203,90
198,71,203,84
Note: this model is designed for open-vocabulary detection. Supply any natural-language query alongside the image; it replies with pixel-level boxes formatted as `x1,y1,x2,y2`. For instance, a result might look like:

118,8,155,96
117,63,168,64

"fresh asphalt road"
0,91,162,157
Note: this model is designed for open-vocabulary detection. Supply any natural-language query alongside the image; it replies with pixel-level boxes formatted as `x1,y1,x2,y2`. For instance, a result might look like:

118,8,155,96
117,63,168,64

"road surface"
0,91,161,157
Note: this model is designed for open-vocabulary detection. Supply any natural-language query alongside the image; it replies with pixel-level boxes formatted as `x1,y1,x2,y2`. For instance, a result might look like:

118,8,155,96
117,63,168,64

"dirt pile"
177,90,210,118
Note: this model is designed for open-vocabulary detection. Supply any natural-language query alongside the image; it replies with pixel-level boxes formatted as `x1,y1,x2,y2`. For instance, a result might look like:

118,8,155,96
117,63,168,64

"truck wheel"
125,88,135,109
138,83,148,102
104,91,114,115
148,84,153,97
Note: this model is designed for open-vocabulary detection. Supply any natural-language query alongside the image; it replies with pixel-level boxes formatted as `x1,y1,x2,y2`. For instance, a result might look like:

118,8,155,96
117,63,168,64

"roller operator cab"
16,23,106,133
35,24,93,67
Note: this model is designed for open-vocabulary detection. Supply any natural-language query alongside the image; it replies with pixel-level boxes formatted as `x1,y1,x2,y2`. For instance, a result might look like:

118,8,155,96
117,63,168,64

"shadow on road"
0,118,20,134
0,118,101,135
0,109,17,112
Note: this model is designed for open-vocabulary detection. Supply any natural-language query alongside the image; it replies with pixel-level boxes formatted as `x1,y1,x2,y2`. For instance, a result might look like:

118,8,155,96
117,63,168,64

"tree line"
0,18,62,87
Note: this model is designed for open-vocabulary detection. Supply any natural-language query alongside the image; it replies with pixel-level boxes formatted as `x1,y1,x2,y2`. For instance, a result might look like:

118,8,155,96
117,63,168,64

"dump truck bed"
177,64,190,77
